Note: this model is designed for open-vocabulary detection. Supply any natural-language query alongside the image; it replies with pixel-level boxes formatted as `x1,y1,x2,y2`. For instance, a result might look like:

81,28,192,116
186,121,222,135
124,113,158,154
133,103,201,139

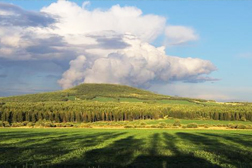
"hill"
0,83,167,102
0,83,209,103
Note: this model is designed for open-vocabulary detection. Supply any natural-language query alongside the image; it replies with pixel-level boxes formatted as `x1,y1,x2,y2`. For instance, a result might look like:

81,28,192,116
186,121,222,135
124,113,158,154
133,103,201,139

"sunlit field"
1,128,251,168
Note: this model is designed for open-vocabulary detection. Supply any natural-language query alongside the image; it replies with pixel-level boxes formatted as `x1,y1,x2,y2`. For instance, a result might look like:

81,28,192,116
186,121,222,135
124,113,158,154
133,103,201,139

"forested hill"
0,83,172,102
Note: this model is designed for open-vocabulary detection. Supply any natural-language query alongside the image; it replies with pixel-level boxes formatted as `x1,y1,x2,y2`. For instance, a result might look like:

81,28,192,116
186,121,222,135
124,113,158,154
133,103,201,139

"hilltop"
0,83,209,103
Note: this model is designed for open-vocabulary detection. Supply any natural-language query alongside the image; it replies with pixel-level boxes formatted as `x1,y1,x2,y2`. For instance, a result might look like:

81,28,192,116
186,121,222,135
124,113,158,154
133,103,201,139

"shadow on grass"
177,132,252,168
129,133,220,168
200,132,252,148
0,131,126,167
53,133,221,168
53,135,142,167
1,131,251,168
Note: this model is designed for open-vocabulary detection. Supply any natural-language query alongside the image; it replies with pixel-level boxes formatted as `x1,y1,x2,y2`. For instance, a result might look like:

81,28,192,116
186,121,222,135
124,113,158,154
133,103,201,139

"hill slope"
0,83,173,102
0,83,211,103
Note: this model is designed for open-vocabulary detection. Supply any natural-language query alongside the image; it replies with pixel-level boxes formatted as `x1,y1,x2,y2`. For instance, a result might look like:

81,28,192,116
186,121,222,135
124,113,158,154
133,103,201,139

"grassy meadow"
0,128,252,168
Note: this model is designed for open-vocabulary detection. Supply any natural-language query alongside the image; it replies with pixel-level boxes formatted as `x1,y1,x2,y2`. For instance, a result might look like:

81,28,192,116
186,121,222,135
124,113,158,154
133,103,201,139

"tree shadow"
0,131,126,167
200,132,252,148
129,133,220,168
52,135,143,168
176,132,252,168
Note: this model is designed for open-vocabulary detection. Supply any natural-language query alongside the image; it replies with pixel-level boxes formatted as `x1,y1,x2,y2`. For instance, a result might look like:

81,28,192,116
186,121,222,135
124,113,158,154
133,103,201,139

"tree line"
0,101,252,124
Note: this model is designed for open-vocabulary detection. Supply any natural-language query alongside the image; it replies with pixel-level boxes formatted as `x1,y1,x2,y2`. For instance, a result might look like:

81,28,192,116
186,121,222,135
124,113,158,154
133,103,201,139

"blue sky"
0,0,252,102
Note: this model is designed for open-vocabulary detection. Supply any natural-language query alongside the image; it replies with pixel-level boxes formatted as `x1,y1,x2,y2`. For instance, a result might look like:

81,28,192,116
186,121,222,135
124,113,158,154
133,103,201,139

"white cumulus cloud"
59,33,216,89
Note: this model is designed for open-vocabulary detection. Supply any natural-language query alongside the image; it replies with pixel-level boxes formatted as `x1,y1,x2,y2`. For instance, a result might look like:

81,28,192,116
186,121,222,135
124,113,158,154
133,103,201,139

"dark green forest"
1,101,252,125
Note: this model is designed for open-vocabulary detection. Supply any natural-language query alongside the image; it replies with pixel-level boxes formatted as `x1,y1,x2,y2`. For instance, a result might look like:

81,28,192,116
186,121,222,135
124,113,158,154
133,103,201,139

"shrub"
35,122,44,127
124,125,133,128
237,124,246,129
159,122,167,127
65,123,74,127
241,116,246,121
3,121,10,127
12,123,22,127
0,121,3,127
182,125,187,129
187,123,198,128
227,123,237,129
173,120,181,127
228,123,234,128
151,125,157,128
22,121,29,126
80,123,92,128
27,122,34,127
246,125,252,129
44,122,54,127
140,122,147,126
204,124,209,128
217,124,223,127
166,124,172,128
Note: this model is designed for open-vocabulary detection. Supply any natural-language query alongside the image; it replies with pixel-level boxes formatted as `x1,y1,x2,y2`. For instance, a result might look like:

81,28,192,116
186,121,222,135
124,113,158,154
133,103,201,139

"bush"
166,124,172,128
44,122,54,127
0,121,3,127
187,123,198,128
3,121,10,127
80,123,92,128
22,121,29,126
246,125,252,129
159,122,167,127
227,124,238,129
27,122,34,127
65,123,74,127
173,120,181,127
11,123,22,127
35,122,44,127
237,124,246,129
182,125,187,129
228,123,234,128
241,116,246,121
140,122,147,126
124,125,133,128
204,124,209,128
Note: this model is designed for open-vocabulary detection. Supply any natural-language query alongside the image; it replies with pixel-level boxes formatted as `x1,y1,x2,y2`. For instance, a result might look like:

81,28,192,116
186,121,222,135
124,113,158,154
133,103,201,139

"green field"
132,118,252,125
1,128,251,168
92,97,197,104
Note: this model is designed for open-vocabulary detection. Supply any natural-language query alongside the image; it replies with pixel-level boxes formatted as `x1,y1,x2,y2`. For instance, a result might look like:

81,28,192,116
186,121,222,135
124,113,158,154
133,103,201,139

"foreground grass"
0,128,252,168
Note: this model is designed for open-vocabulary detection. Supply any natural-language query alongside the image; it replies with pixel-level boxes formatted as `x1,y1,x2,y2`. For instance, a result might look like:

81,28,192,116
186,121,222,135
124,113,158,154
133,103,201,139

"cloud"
41,1,166,42
183,76,220,83
58,55,87,89
59,33,216,89
0,1,217,93
0,2,56,27
165,26,199,46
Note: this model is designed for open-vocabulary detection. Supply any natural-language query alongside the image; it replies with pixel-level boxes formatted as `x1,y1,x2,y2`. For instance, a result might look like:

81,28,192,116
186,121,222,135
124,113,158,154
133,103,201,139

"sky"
0,0,252,102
